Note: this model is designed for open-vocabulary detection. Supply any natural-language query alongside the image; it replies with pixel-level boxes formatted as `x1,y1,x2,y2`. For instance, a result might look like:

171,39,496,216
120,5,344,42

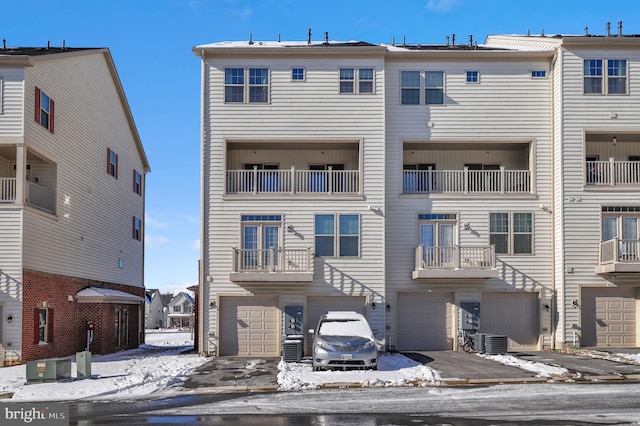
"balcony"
586,159,640,187
230,247,314,283
227,167,360,196
413,245,498,279
596,238,640,274
403,168,531,194
0,178,55,214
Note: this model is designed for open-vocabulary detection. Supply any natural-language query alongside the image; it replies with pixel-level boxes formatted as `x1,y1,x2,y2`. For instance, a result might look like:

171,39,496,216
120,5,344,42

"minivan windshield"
318,319,372,338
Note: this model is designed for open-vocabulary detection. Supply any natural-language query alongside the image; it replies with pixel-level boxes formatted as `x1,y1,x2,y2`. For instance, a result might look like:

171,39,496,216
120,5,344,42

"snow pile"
477,353,570,377
0,330,208,401
277,353,440,391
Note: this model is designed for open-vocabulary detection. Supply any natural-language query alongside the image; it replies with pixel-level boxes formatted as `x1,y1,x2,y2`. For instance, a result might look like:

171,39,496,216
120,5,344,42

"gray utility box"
76,351,92,379
473,333,486,352
26,358,71,383
485,335,508,355
282,335,304,362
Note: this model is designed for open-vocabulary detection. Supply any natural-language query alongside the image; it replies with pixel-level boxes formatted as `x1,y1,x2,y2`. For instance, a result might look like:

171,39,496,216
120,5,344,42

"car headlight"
363,340,375,349
316,340,333,351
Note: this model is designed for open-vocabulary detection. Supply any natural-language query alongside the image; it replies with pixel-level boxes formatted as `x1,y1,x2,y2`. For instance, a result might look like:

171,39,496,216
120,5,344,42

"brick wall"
22,269,145,362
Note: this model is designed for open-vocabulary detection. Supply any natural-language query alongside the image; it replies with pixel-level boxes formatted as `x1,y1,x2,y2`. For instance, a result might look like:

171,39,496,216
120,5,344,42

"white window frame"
531,70,547,79
291,67,305,82
358,68,374,93
584,59,628,95
425,70,445,105
339,68,375,94
38,308,49,343
466,71,479,84
401,70,421,105
314,213,360,257
224,67,270,103
489,212,533,255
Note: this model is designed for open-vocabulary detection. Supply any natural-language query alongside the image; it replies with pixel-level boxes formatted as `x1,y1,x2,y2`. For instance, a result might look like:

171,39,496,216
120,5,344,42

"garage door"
219,296,280,357
481,292,539,351
306,296,366,353
581,287,636,347
396,292,454,351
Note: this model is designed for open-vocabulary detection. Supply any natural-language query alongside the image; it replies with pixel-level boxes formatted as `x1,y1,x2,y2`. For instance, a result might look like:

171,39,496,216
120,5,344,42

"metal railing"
415,245,496,270
232,247,314,273
599,238,640,264
26,181,55,213
227,167,360,195
403,167,530,194
586,160,640,186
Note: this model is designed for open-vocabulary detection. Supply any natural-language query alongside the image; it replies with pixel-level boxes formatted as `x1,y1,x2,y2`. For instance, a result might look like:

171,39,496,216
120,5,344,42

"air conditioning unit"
473,333,486,352
485,335,508,355
282,337,303,362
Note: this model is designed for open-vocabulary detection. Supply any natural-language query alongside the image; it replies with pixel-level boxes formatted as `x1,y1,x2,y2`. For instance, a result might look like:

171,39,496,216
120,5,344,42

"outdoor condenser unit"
282,336,303,362
473,333,486,352
484,335,508,355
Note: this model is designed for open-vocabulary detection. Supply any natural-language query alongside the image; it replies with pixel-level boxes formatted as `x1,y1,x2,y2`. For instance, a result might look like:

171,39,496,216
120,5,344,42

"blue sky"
3,0,639,294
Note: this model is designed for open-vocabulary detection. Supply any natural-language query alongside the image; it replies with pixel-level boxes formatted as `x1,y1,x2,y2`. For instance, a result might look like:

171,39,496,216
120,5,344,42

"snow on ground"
277,353,441,391
476,353,570,377
0,330,208,401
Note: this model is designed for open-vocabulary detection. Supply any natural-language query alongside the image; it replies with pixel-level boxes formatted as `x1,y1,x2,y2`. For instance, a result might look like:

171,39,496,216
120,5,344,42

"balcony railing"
26,181,55,213
227,167,359,195
0,178,16,202
415,245,496,270
599,238,640,264
232,247,314,273
403,167,530,194
587,160,640,186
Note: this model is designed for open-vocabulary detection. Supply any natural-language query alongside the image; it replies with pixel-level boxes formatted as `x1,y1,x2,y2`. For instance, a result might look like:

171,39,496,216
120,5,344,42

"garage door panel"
481,292,539,351
220,297,280,357
397,292,454,351
581,287,636,348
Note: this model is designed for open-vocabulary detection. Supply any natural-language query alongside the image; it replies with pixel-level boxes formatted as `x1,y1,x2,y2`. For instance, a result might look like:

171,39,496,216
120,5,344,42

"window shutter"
107,148,111,174
34,87,41,124
49,99,55,133
33,308,40,344
47,308,54,343
133,170,136,192
132,216,136,239
115,153,119,179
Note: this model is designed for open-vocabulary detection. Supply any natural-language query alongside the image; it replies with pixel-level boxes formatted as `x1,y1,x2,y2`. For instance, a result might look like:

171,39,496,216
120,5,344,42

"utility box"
76,351,92,380
473,333,486,352
284,306,304,335
26,358,71,383
459,302,480,331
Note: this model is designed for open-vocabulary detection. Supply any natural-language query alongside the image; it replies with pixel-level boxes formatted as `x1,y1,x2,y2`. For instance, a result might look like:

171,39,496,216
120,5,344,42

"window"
490,212,533,255
241,215,281,268
339,68,355,93
224,67,269,103
531,70,547,78
602,207,640,260
315,214,359,257
358,68,374,93
133,216,142,241
292,68,305,81
466,71,479,83
401,71,420,105
34,307,53,344
584,59,627,95
133,170,142,195
183,303,192,313
107,148,118,178
34,87,55,133
418,213,456,267
425,71,444,105
173,305,181,313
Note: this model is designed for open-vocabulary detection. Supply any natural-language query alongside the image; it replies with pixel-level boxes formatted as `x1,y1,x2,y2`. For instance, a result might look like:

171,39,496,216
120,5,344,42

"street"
69,382,640,425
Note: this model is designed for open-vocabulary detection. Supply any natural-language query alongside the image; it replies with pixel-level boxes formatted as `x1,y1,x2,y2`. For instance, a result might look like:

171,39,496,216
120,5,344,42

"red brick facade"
22,269,145,363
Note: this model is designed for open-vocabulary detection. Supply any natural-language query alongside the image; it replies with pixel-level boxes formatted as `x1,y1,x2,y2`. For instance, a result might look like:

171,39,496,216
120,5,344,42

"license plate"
341,354,353,360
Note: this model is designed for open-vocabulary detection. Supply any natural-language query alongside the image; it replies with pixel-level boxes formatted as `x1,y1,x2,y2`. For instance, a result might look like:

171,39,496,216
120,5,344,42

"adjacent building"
194,27,640,357
0,44,150,363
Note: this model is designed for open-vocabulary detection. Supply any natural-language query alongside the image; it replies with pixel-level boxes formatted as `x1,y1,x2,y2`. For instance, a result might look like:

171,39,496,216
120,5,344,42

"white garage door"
396,292,454,351
481,292,539,351
581,287,636,347
219,296,280,357
306,296,366,353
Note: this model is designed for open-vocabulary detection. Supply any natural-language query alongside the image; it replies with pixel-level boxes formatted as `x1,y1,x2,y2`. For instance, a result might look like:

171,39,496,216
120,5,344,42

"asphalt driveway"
513,350,640,377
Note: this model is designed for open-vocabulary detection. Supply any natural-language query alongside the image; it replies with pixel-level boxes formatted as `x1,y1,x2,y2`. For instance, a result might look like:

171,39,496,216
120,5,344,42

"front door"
420,222,455,267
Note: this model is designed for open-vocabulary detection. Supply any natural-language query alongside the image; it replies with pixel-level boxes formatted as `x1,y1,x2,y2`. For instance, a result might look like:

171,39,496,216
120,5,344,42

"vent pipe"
527,29,531,36
446,35,449,46
248,33,253,45
62,39,65,49
324,31,329,44
47,40,50,49
307,28,311,46
618,21,623,36
606,22,611,36
469,35,473,47
278,33,281,43
584,26,589,36
2,39,6,50
392,36,395,46
402,35,406,45
540,29,544,37
451,34,455,46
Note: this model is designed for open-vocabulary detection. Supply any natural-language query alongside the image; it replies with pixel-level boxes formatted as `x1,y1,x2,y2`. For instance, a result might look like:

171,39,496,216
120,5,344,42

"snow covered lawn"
0,330,208,401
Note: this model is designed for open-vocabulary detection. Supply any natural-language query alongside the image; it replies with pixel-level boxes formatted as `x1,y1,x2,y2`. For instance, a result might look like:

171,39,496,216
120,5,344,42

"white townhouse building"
195,28,640,357
0,44,150,364
487,28,640,349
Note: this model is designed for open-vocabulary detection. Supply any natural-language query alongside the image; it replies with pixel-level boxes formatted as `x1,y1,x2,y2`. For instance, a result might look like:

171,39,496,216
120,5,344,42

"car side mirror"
308,329,315,335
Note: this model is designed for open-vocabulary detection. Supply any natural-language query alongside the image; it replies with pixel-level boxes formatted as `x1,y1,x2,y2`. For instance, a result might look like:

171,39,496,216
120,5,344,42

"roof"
76,287,144,304
0,46,99,57
170,292,195,305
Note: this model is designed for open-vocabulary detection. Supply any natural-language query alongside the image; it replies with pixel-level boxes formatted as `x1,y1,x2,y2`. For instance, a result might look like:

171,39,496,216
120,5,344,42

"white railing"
232,247,313,273
0,178,16,202
403,167,530,194
415,245,496,270
587,160,640,186
26,181,55,213
227,167,360,195
599,238,640,264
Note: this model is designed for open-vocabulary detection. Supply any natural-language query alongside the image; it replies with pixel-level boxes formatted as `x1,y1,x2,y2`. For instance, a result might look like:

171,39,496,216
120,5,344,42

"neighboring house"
167,292,194,329
194,28,640,358
0,44,150,364
145,289,167,329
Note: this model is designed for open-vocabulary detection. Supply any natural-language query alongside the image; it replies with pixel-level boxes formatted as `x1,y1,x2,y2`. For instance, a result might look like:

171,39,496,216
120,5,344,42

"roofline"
486,34,640,49
0,55,33,66
193,44,388,59
385,49,555,60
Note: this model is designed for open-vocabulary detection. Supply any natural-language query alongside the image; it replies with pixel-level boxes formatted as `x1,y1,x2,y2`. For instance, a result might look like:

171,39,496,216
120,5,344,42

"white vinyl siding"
22,52,146,287
0,68,26,136
0,210,23,356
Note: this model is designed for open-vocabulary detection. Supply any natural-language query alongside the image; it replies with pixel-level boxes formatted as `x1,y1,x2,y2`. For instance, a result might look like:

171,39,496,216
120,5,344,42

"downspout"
198,49,207,356
549,48,559,351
